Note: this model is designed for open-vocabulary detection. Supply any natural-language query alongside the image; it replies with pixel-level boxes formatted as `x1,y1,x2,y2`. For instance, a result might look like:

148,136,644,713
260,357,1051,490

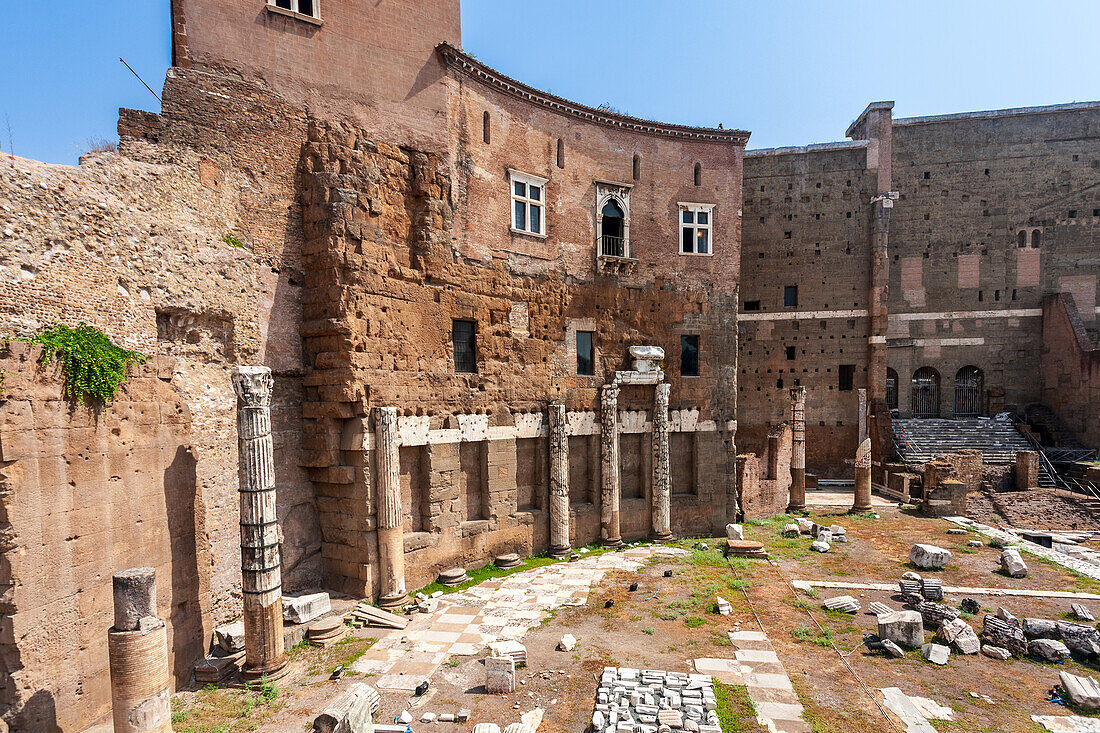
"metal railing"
598,235,630,259
1042,447,1098,464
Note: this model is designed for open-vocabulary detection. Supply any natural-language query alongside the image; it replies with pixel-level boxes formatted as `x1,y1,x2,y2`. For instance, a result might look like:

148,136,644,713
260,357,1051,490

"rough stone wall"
740,144,878,475
1041,293,1100,448
887,105,1100,419
0,344,208,731
736,423,793,518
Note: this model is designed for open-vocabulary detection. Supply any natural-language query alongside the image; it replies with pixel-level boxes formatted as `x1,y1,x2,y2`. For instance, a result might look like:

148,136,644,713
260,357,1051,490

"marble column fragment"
375,406,409,610
651,383,673,541
852,437,873,512
231,366,288,681
858,388,868,445
788,386,807,511
600,384,623,547
108,568,171,733
548,402,571,558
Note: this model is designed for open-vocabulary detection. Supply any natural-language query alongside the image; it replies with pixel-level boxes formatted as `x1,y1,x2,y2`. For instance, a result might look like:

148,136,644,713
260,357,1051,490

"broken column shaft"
375,406,409,610
232,366,289,681
651,382,673,541
107,567,171,733
600,384,623,547
852,437,873,512
548,401,571,558
788,386,807,511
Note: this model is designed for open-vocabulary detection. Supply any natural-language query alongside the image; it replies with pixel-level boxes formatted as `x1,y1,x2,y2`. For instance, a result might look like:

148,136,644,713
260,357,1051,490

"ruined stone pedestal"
375,406,409,610
852,437,873,512
600,384,624,548
788,386,807,511
548,402,571,558
651,383,673,542
108,568,171,733
232,366,289,682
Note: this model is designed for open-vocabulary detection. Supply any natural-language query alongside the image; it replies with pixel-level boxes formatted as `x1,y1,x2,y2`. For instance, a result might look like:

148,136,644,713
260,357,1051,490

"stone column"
108,568,171,733
857,388,868,445
788,387,807,511
548,401,571,558
600,384,623,547
231,366,289,681
852,437,873,512
651,383,673,541
375,406,409,610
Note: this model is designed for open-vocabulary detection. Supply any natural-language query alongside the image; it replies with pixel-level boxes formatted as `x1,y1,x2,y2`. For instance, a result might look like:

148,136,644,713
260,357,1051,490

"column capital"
231,366,273,407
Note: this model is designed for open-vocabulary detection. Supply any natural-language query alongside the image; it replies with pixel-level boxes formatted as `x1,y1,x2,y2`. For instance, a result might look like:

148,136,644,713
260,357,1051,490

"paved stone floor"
352,546,689,690
804,485,894,508
694,630,812,733
1033,715,1100,732
946,516,1100,580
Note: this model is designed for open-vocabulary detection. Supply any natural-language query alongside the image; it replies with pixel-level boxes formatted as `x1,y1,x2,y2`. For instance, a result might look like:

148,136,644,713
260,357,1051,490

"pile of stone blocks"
592,667,720,733
284,592,331,625
488,640,528,667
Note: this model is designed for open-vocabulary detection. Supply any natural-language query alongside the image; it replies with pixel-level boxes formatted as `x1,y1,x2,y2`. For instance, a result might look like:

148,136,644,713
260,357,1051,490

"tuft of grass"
223,232,246,249
713,678,768,732
684,616,706,628
412,553,562,598
642,626,654,635
791,625,835,647
445,656,460,668
710,630,733,647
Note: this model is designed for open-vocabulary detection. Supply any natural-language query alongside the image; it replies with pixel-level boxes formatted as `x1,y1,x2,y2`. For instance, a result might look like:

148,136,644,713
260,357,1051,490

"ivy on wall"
7,324,146,403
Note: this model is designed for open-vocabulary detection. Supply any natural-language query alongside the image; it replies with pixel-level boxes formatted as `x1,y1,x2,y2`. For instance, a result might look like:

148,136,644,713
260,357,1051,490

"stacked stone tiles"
592,667,720,733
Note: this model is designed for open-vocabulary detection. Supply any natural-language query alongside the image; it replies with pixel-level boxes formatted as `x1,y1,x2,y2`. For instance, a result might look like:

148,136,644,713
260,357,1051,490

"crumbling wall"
737,423,793,518
1041,293,1100,449
0,344,208,731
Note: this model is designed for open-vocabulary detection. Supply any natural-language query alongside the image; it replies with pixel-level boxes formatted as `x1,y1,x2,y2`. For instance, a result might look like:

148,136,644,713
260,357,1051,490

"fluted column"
375,406,408,610
231,366,288,681
852,437,873,512
651,383,673,541
788,387,807,511
548,402,571,558
600,384,623,547
858,388,868,444
108,568,171,732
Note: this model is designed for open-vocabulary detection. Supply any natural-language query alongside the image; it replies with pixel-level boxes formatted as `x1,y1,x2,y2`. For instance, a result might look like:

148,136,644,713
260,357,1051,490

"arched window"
1017,230,1027,248
483,111,491,144
693,162,701,187
599,198,625,257
1031,229,1041,248
911,367,940,418
885,367,899,410
632,153,640,181
954,366,984,417
556,138,565,169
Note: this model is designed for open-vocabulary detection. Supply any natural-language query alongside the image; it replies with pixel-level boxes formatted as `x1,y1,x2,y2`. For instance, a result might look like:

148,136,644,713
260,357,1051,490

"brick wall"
1041,293,1100,448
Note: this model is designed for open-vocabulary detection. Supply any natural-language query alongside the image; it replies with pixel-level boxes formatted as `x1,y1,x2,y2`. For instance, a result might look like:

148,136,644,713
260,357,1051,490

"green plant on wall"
223,232,246,249
8,324,146,403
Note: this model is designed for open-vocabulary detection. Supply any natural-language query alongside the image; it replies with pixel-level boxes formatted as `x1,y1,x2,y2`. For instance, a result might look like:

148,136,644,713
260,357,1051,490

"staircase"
893,415,1057,487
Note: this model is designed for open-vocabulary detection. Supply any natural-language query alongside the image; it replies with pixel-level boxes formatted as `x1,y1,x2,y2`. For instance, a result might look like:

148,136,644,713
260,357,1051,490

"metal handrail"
1042,447,1099,464
598,235,629,258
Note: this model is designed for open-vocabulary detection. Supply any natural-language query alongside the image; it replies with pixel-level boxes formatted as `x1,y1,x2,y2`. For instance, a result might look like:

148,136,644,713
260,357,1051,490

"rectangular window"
268,0,320,19
785,346,796,361
678,203,714,255
453,320,477,373
681,335,699,377
784,285,798,307
743,300,761,311
576,331,594,375
838,364,855,391
510,171,547,236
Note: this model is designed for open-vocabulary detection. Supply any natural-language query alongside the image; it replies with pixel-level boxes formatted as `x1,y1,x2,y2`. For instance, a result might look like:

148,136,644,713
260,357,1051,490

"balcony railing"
599,235,630,259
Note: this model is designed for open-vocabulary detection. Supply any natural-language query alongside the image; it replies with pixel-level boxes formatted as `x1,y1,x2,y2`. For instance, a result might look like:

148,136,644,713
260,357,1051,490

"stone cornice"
437,42,750,145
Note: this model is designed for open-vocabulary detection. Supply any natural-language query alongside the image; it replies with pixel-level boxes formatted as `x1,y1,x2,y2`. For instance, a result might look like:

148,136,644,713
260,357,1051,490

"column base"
238,656,292,685
602,537,624,549
651,531,674,543
377,592,409,611
849,505,874,514
787,503,806,512
548,545,572,559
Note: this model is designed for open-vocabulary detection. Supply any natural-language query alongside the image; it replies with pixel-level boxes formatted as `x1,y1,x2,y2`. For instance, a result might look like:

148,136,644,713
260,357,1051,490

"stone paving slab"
708,630,811,733
1033,715,1100,732
791,579,1100,600
351,546,688,686
880,687,938,733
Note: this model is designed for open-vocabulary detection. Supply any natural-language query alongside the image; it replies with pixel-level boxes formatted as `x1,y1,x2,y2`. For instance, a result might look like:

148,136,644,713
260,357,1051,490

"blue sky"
3,1,1099,164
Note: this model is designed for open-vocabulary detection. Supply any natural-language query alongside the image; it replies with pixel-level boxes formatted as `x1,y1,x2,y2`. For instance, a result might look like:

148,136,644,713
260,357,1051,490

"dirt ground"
172,501,1100,733
967,488,1100,530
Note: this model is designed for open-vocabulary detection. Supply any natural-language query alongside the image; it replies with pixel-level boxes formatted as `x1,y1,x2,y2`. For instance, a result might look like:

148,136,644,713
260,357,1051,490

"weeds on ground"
413,553,562,598
713,679,768,732
172,675,284,733
791,625,835,647
683,616,706,628
710,630,733,646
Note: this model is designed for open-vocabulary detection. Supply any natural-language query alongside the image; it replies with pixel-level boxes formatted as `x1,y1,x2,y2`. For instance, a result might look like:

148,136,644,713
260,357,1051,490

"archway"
911,367,940,418
600,198,625,257
885,367,899,410
954,366,984,417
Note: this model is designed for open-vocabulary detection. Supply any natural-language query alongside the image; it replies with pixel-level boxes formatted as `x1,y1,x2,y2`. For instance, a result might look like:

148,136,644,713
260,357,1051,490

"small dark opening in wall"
1069,209,1077,218
1032,230,1041,247
784,285,798,307
923,171,931,179
681,335,699,377
838,364,855,391
788,183,793,191
760,185,765,192
453,319,477,373
693,163,701,186
776,378,784,389
785,346,795,360
556,138,565,169
846,211,852,218
784,231,792,239
274,0,292,8
994,290,1000,301
1017,231,1027,248
1073,154,1079,162
816,182,821,188
1012,289,1017,300
1095,209,1100,217
482,112,491,144
757,252,764,259
759,216,765,224
743,300,761,311
984,169,990,175
632,153,640,181
978,290,984,302
576,331,594,375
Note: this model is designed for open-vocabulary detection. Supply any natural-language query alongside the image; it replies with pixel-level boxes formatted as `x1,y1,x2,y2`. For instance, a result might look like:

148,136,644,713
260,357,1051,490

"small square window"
785,346,795,361
783,285,798,307
923,171,931,179
681,335,699,377
576,331,594,375
1069,210,1077,219
838,364,855,391
784,231,792,239
743,300,761,311
453,320,477,373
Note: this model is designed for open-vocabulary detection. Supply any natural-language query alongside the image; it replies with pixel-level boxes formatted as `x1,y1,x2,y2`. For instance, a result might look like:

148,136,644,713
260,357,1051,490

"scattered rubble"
922,643,951,665
312,682,378,733
594,667,721,733
1060,671,1100,710
810,539,831,553
1072,603,1096,622
715,596,733,615
284,591,332,625
823,595,860,614
910,544,952,570
486,656,517,694
878,610,924,648
558,634,577,652
1029,638,1072,662
981,645,1012,660
936,618,980,655
1000,548,1029,578
214,620,245,653
781,523,800,538
726,523,743,541
868,601,894,617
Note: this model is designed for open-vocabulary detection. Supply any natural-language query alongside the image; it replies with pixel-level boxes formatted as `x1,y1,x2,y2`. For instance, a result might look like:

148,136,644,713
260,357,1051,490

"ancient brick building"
0,1,1097,730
